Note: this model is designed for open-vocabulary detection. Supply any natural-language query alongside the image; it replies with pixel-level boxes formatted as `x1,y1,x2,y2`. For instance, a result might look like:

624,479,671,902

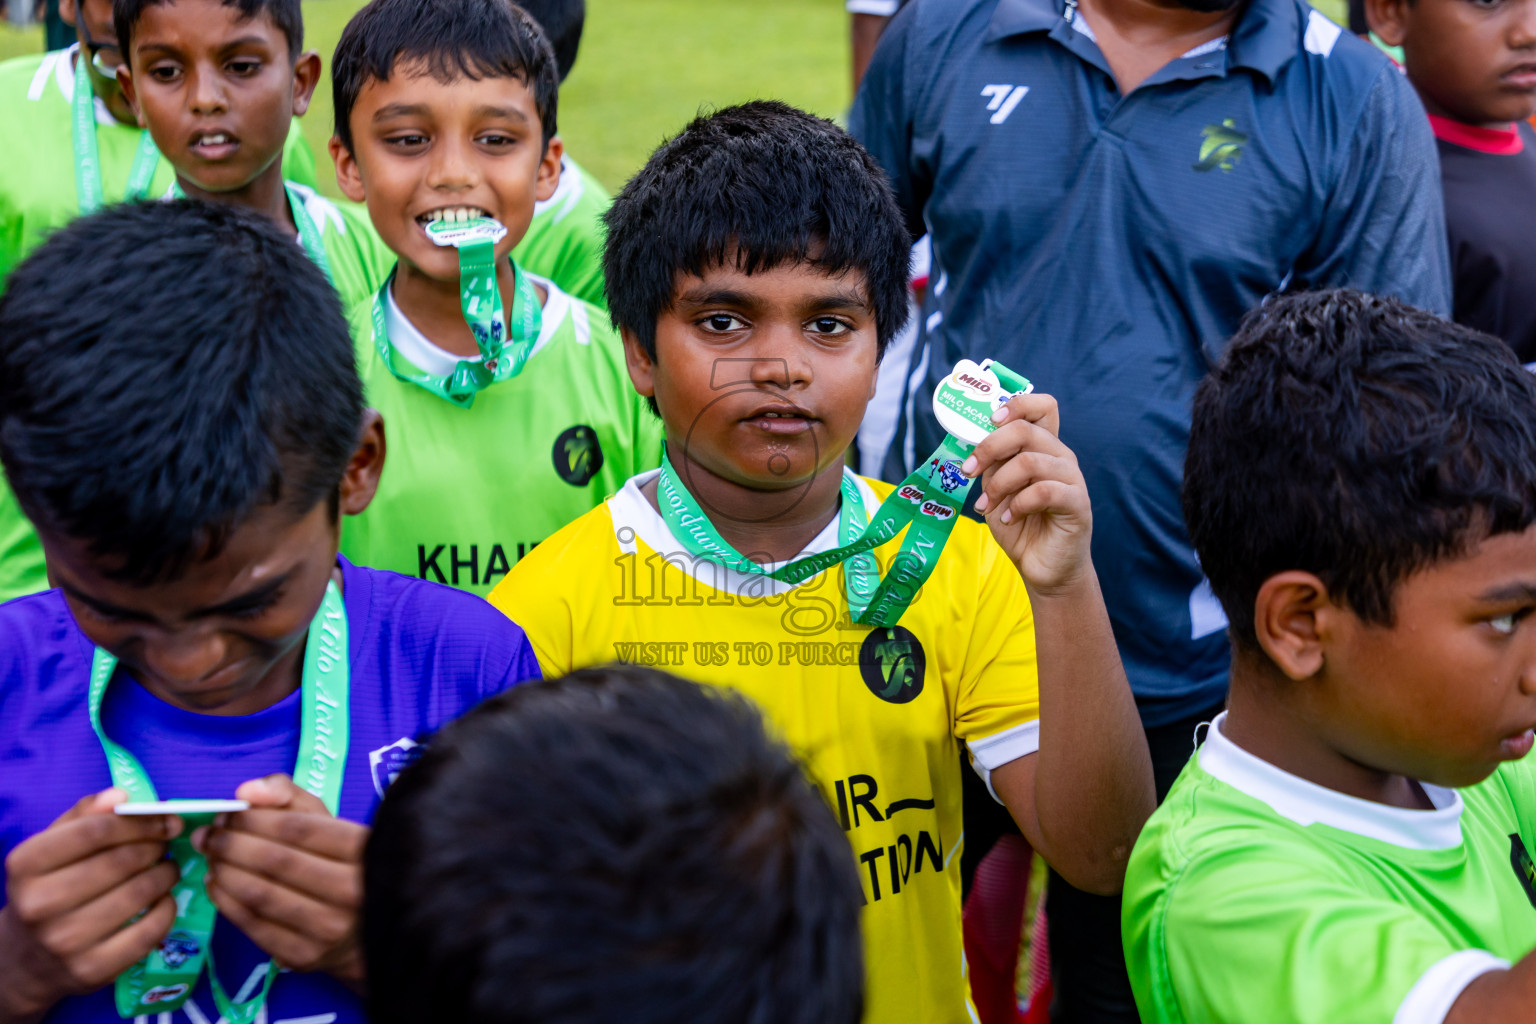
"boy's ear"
290,50,322,118
339,410,386,516
621,327,657,400
1364,0,1409,47
59,0,76,27
1253,571,1335,680
331,136,366,204
535,136,565,204
115,67,145,126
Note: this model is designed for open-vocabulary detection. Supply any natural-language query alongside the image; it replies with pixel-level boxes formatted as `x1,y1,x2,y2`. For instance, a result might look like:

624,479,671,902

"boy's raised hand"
963,393,1093,594
195,775,367,990
0,789,180,1024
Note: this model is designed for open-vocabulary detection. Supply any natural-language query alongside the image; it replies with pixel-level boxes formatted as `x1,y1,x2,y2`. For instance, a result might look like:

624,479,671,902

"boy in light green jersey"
1124,289,1536,1023
327,0,661,597
114,0,391,310
0,0,316,285
507,0,610,309
0,0,316,603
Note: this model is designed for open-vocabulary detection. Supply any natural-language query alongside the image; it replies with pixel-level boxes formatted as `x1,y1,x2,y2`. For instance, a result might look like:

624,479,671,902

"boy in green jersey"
113,0,392,310
509,0,610,310
327,0,661,597
1123,289,1536,1023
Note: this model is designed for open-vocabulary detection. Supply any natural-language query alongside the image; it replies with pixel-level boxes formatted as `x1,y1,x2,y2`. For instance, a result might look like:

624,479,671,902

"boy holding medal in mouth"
326,0,661,596
0,202,540,1024
490,101,1155,1024
113,0,392,310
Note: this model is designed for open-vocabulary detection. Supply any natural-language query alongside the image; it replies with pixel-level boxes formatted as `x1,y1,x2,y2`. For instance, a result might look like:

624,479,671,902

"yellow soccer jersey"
490,469,1041,1024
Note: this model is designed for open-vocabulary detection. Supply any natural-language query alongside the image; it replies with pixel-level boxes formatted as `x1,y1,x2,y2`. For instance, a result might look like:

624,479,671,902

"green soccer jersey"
0,46,316,284
339,271,663,595
510,152,609,310
1124,712,1536,1024
287,182,394,310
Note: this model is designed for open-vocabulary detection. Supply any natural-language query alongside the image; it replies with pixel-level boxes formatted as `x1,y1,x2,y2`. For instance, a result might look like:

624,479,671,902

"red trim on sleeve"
1429,114,1524,155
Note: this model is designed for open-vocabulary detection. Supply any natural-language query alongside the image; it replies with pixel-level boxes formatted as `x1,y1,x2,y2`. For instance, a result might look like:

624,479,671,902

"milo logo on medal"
859,626,926,704
552,424,603,486
919,500,955,521
955,371,993,395
898,484,925,505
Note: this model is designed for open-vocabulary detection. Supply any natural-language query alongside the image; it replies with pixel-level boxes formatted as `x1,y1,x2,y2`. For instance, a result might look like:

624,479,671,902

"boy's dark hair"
0,200,361,585
513,0,583,83
115,0,304,61
331,0,558,153
1184,288,1536,650
364,666,865,1024
603,101,912,361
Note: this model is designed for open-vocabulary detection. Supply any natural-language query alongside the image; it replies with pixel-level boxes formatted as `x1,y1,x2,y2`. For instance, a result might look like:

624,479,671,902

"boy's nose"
188,71,228,115
140,630,232,690
425,140,477,191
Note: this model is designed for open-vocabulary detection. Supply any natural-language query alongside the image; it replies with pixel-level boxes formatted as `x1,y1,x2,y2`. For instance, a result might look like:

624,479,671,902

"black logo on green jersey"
858,626,926,704
1510,834,1536,908
552,425,603,486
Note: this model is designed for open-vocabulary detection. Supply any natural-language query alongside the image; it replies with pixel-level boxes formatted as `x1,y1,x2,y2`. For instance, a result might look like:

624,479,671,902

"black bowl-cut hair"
331,0,558,153
116,0,303,61
513,0,583,82
0,200,362,586
365,665,865,1024
602,101,912,362
1184,288,1536,651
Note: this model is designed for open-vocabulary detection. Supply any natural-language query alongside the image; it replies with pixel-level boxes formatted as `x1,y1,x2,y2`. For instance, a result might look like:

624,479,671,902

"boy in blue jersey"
1124,290,1536,1023
113,0,391,308
0,201,539,1024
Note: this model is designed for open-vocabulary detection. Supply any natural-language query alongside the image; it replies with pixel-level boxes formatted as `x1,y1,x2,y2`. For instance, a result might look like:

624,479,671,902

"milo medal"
371,214,542,408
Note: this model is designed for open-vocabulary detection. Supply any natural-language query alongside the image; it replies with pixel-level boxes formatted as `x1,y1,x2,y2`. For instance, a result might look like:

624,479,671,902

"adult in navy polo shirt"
851,0,1449,1018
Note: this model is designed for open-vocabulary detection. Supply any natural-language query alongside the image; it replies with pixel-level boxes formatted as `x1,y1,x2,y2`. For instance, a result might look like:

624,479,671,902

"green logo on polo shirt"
1194,119,1247,173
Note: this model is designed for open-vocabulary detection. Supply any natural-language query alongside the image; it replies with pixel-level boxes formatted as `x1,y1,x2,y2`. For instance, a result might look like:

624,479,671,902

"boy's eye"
477,132,516,147
385,133,430,149
1490,612,1521,636
702,314,746,333
227,59,262,76
147,64,181,83
808,317,852,336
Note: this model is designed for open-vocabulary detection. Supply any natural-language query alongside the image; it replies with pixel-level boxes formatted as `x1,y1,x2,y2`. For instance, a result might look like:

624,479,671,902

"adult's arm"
847,0,932,241
1299,62,1451,314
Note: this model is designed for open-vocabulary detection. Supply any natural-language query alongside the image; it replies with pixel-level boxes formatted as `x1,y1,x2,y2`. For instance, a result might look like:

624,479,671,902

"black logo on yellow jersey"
859,626,925,704
1511,834,1536,908
553,424,603,486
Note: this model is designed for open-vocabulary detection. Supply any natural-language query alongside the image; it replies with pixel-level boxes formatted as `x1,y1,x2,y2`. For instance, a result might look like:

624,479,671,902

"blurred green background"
0,0,852,198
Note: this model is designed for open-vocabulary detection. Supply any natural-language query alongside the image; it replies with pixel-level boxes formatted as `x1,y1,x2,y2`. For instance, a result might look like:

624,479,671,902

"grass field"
0,0,851,198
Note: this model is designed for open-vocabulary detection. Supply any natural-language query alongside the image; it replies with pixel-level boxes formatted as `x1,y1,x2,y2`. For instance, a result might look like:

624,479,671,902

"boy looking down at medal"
489,101,1155,1024
113,0,392,309
1123,290,1536,1023
327,0,662,596
0,0,314,605
0,201,540,1024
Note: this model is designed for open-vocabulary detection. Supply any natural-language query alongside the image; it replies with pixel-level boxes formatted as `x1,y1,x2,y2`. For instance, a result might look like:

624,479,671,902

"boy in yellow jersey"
489,101,1156,1024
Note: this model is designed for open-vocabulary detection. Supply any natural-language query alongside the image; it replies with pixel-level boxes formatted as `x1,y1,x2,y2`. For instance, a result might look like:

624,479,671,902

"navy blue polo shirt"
851,0,1449,725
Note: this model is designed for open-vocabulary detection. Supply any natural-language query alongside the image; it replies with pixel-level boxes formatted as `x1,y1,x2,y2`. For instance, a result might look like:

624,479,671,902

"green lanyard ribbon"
71,51,161,213
654,358,1034,627
169,180,332,282
370,216,542,408
88,581,350,1021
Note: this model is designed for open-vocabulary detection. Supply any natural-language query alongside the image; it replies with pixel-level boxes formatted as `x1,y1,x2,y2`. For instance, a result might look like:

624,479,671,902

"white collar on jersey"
384,270,572,377
607,468,880,597
1199,711,1465,851
30,44,117,127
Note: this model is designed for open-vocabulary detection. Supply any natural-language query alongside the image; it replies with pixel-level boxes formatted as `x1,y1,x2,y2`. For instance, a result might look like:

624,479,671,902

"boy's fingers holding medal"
194,774,366,988
0,789,180,1018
